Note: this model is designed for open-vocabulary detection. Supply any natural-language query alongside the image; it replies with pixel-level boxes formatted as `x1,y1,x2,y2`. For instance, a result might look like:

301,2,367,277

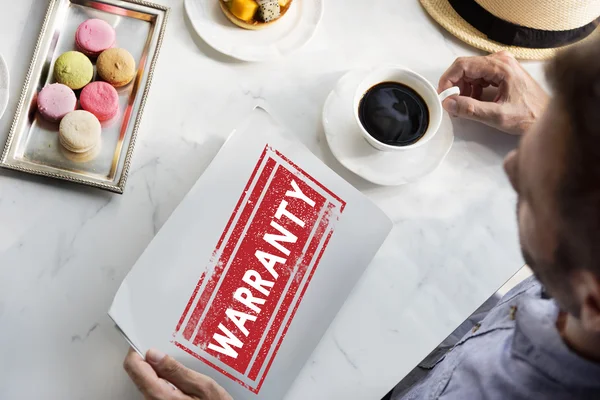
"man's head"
504,38,600,332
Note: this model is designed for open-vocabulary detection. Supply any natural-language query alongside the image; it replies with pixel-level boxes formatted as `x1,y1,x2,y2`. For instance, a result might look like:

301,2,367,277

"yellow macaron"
97,48,136,87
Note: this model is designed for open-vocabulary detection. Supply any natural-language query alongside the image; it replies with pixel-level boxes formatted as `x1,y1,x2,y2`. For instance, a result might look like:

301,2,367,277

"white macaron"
59,110,101,154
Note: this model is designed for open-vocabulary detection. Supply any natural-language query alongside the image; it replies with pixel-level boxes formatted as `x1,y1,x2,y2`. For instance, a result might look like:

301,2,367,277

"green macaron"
54,51,93,90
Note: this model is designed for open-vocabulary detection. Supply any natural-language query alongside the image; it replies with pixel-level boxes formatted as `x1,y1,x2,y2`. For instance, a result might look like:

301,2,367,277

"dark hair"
547,37,600,276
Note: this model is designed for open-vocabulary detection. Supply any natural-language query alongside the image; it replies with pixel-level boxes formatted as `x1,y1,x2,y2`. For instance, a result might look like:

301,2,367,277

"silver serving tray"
0,0,169,194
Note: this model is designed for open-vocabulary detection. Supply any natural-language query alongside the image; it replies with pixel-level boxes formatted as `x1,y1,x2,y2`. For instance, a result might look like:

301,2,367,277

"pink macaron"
37,83,77,122
75,19,116,57
80,81,119,121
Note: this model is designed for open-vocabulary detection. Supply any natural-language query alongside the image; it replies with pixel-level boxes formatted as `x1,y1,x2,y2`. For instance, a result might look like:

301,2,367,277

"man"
123,40,600,399
389,43,600,399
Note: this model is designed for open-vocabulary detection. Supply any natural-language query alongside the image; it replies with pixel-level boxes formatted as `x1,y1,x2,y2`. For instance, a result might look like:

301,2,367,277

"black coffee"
358,82,429,147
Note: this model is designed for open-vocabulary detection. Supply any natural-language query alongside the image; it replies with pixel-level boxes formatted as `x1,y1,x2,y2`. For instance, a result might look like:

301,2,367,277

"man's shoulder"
395,276,557,400
450,275,542,347
497,275,542,306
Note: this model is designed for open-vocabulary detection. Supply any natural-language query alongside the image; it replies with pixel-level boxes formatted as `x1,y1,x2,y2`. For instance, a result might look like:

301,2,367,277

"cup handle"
439,86,460,102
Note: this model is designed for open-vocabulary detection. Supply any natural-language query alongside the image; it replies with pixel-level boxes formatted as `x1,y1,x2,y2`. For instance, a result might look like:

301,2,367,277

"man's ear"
575,270,600,333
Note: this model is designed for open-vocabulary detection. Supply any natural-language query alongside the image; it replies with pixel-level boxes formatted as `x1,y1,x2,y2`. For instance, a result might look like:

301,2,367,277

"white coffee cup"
354,66,460,151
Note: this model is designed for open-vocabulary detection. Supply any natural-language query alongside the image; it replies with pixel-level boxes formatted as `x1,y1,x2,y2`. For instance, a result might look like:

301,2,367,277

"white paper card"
109,107,392,399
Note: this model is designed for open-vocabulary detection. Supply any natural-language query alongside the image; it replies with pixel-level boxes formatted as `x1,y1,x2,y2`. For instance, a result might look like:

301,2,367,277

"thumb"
443,96,503,125
146,349,230,399
146,349,197,392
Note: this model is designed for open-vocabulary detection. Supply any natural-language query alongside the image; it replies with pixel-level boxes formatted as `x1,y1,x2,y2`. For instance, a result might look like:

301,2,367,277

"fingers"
146,349,233,400
471,83,483,101
438,52,513,92
442,96,503,126
124,348,232,400
457,80,486,100
438,51,547,135
124,349,181,400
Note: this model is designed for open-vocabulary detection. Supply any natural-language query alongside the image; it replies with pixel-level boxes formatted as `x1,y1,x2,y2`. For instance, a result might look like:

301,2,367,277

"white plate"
323,70,454,186
0,54,8,120
184,0,323,62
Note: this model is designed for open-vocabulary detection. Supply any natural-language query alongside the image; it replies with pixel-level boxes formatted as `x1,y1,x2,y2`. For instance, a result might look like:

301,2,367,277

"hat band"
448,0,600,49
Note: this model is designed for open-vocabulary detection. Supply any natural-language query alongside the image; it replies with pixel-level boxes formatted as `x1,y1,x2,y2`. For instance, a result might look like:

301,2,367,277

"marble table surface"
0,0,545,399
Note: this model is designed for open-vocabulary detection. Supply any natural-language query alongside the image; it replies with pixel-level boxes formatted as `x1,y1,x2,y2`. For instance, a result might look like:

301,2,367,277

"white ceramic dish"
0,54,8,120
184,0,323,62
323,69,455,186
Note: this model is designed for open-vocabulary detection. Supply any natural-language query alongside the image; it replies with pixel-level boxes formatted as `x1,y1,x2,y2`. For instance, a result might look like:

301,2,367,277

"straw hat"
420,0,600,60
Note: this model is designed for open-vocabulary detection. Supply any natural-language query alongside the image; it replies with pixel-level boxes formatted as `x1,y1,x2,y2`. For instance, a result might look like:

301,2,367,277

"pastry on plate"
219,0,293,30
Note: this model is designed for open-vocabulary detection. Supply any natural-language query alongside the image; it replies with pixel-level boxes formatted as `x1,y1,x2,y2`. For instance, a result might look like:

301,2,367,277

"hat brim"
420,0,600,60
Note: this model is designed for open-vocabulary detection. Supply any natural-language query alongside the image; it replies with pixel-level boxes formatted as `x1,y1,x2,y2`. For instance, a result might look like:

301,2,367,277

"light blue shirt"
395,276,600,400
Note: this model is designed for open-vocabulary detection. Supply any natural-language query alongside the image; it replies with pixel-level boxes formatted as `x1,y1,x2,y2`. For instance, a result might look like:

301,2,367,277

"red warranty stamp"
173,145,346,393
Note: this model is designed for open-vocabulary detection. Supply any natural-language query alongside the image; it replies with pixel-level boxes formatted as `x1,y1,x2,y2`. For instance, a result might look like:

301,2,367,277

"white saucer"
184,0,323,62
323,70,454,186
0,54,8,120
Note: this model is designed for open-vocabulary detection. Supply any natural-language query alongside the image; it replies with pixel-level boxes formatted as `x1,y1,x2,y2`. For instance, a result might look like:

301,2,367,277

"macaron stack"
59,110,102,154
36,18,138,162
